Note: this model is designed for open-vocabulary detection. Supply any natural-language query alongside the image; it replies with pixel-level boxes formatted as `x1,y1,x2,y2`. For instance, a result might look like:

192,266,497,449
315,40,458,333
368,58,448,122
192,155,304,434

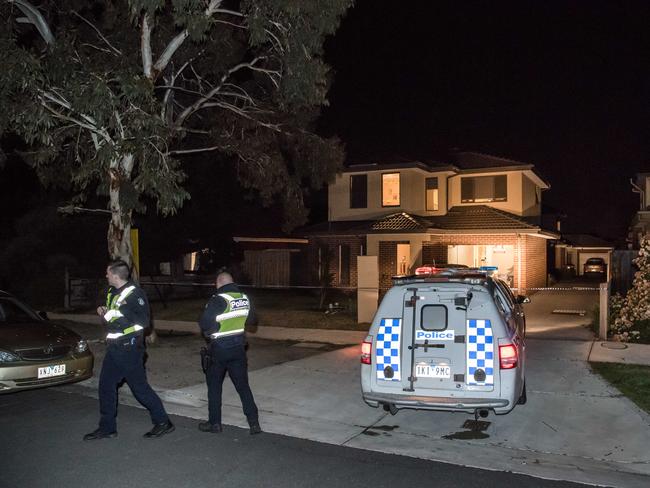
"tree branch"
39,90,113,145
151,30,188,80
166,145,223,157
204,101,283,133
58,205,111,215
161,58,194,123
9,0,55,45
151,0,245,79
71,10,122,56
141,13,153,78
174,57,269,128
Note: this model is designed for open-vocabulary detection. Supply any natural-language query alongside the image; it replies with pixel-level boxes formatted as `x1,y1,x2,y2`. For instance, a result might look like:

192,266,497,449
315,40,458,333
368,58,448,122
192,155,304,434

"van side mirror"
516,295,530,304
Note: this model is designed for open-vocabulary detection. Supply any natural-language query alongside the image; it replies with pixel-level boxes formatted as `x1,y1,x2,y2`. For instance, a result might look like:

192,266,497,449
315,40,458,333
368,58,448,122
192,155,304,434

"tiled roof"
371,212,431,231
299,206,541,237
452,151,531,170
429,206,538,231
561,234,614,248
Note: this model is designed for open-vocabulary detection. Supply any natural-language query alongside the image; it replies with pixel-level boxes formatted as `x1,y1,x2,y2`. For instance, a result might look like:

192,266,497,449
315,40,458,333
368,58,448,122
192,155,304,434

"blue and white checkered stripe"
466,319,494,386
375,318,401,381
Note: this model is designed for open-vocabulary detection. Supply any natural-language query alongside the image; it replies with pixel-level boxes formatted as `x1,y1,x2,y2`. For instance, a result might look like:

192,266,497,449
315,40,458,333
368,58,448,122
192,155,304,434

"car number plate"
415,363,450,379
38,364,66,379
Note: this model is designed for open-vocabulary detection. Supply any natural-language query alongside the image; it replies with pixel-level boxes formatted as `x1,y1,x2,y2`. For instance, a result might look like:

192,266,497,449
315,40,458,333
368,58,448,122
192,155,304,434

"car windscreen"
0,297,41,324
585,258,604,264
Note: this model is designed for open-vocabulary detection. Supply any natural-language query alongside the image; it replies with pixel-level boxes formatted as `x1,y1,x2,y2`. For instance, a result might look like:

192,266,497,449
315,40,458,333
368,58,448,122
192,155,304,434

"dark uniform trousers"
99,339,169,433
206,335,259,426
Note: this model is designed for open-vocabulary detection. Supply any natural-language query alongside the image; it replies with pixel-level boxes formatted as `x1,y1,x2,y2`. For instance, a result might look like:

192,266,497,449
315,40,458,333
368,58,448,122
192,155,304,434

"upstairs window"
425,177,439,211
461,175,507,203
382,173,400,207
349,174,367,208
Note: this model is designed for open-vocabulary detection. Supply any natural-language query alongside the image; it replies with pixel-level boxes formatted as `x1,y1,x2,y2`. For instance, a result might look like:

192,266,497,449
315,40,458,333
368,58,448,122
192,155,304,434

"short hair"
108,259,130,281
216,270,234,287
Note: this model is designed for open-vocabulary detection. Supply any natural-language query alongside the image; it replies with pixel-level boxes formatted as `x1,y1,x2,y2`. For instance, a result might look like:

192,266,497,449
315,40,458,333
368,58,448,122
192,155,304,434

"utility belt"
106,325,145,347
209,332,245,347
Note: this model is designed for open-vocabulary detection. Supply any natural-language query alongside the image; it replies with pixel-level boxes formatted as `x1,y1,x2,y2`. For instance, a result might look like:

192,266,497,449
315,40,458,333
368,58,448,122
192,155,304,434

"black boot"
83,429,117,441
198,421,223,433
143,421,175,438
248,419,262,435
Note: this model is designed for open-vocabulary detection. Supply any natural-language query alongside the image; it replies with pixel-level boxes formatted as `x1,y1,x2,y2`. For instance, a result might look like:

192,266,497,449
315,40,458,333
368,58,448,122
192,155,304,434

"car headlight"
75,340,88,354
0,350,20,362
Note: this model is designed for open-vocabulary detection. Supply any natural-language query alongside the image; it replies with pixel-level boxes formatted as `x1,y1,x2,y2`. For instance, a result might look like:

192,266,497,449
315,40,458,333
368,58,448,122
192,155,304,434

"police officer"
198,271,261,434
83,260,174,440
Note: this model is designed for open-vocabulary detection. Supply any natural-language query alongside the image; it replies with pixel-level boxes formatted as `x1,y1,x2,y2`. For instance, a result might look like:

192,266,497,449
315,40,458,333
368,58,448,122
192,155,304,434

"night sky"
321,0,650,241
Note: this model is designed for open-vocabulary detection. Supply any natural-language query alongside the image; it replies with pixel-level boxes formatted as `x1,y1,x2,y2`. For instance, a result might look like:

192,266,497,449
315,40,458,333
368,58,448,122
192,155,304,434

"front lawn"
590,362,650,414
150,287,370,331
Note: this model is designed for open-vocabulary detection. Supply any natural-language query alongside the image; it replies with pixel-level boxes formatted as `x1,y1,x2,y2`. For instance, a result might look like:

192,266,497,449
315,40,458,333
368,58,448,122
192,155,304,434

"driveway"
59,286,650,488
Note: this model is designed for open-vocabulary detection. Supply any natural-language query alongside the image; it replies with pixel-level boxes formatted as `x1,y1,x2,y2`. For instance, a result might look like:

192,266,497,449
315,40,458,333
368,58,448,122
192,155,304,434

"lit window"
425,177,439,211
382,173,400,207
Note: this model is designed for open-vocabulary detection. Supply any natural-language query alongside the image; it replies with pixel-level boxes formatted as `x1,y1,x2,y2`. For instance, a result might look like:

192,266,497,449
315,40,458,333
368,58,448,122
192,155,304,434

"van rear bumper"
363,392,510,413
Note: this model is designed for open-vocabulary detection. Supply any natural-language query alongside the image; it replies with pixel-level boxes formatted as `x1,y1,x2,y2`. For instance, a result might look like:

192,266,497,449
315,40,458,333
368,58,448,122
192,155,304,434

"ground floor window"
447,244,514,285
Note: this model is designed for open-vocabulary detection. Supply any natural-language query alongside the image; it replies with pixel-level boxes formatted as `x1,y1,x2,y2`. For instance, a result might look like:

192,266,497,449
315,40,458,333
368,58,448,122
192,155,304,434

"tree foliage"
0,0,350,265
612,235,650,343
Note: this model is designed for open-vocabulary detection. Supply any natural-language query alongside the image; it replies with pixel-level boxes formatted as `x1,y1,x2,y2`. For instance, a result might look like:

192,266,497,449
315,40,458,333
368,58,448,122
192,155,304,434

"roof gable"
371,212,431,231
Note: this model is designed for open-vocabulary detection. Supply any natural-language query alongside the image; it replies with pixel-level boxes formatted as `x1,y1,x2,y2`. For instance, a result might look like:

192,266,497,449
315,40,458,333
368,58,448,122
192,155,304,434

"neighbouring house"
233,236,309,287
551,234,614,279
628,172,650,248
301,151,558,298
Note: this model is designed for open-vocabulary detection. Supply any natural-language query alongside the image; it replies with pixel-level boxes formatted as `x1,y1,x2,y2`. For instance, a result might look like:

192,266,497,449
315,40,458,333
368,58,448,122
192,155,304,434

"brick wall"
307,236,365,287
378,240,409,299
522,235,547,290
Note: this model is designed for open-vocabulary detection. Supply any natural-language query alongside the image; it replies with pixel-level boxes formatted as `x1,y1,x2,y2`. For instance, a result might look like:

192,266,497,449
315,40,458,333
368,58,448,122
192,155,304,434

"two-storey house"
303,152,557,295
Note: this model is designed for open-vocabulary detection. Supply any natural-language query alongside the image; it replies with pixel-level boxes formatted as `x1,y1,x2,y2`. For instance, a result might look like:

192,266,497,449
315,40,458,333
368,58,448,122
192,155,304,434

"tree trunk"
107,155,134,267
107,154,158,344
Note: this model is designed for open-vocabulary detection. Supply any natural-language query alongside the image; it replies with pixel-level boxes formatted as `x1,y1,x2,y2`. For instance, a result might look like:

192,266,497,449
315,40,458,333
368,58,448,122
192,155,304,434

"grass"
590,362,650,414
149,287,371,331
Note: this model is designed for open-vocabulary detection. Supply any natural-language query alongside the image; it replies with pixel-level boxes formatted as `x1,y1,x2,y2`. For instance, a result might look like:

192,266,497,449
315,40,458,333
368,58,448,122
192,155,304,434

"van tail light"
499,343,518,369
361,340,372,364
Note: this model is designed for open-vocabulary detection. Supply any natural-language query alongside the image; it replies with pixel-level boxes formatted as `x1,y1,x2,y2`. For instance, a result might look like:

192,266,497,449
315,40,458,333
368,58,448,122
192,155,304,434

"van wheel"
518,381,527,405
383,403,398,416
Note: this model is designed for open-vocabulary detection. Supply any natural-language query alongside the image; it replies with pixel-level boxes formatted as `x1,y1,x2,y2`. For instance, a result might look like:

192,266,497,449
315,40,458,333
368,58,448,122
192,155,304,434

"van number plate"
38,364,66,379
416,363,450,379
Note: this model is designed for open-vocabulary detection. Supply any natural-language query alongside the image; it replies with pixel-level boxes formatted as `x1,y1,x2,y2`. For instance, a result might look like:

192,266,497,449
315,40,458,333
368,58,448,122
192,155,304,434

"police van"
361,268,527,418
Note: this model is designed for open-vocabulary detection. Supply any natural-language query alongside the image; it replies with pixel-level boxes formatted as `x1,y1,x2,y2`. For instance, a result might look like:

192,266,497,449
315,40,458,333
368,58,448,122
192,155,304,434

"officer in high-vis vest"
198,270,261,434
83,260,174,441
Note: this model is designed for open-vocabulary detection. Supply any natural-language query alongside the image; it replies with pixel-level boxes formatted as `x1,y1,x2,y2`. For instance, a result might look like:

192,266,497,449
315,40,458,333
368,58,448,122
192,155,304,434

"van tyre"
518,381,527,405
383,403,398,416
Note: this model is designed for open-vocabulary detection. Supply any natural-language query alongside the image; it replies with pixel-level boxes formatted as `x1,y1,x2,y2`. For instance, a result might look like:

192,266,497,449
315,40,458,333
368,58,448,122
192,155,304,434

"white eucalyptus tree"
1,0,350,268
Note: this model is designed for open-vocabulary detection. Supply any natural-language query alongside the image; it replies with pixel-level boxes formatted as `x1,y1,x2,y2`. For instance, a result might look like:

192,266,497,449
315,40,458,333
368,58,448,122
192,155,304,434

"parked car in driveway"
583,258,607,279
0,291,93,393
361,269,527,418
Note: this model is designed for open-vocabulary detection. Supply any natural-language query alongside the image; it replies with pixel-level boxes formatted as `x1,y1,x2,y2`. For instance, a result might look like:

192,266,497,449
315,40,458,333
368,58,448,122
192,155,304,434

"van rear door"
401,286,495,393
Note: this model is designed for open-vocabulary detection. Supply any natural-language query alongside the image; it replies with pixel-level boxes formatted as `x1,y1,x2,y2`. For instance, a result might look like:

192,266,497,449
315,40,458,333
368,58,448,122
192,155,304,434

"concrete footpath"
52,298,650,488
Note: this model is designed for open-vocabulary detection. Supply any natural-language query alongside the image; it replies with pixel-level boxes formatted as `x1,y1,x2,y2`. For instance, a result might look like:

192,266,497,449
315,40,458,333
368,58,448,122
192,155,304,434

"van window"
420,305,447,331
495,281,515,311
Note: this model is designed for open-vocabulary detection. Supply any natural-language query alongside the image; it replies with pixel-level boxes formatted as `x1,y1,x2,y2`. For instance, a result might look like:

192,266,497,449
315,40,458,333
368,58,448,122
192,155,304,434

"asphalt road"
0,388,588,488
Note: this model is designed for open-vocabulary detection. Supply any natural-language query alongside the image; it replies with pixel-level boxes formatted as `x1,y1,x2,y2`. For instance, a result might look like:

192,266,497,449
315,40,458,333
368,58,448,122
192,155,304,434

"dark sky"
321,0,650,241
